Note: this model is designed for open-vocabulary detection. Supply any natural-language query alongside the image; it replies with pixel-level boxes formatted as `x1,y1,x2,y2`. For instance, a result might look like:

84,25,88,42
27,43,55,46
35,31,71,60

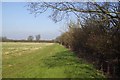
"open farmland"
2,42,105,78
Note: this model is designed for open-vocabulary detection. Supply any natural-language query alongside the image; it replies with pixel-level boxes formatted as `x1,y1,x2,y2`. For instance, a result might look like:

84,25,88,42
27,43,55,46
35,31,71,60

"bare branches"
27,2,120,21
27,2,120,33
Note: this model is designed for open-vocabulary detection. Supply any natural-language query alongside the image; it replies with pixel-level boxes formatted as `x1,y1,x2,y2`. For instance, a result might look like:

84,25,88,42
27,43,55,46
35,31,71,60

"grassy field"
2,42,105,78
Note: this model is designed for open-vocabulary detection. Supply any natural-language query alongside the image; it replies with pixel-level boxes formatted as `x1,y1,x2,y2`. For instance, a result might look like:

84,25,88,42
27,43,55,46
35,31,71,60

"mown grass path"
2,42,105,78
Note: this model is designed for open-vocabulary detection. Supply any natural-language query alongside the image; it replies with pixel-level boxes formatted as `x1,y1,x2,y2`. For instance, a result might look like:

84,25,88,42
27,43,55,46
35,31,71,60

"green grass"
2,42,105,78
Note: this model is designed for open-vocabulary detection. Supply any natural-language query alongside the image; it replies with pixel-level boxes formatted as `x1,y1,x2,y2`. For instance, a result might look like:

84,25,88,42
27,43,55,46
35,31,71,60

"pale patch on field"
31,47,40,50
18,53,22,56
45,43,54,46
2,42,54,57
4,52,9,55
8,64,13,67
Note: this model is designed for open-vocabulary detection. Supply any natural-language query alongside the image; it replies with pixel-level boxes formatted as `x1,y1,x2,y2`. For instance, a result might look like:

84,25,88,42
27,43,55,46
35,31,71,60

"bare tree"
27,35,34,41
36,34,41,41
1,36,8,41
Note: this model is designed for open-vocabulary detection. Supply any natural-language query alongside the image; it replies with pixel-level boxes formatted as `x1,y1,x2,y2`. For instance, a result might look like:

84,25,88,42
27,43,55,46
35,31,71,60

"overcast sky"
2,2,64,40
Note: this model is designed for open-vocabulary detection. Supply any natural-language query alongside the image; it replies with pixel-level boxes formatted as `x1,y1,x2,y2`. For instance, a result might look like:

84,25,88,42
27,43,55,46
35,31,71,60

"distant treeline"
2,40,54,43
0,36,55,43
0,38,54,43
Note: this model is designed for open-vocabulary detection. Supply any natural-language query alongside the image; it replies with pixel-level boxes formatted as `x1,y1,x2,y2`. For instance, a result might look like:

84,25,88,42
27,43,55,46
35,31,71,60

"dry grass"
2,42,54,57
